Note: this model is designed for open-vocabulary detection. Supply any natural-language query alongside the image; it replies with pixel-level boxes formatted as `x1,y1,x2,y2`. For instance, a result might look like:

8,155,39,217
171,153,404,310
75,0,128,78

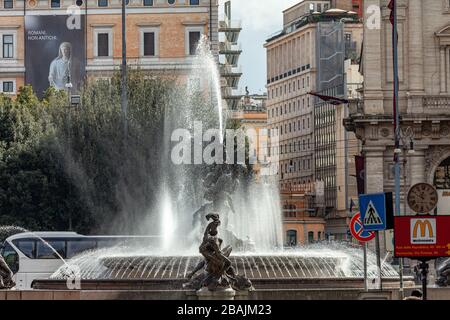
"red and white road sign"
350,212,376,242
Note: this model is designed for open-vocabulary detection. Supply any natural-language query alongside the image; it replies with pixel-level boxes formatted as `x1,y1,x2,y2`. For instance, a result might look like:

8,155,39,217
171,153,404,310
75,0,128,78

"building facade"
229,91,268,177
218,0,242,110
265,1,319,193
0,0,218,96
265,0,363,244
345,0,450,254
281,185,326,246
314,19,363,240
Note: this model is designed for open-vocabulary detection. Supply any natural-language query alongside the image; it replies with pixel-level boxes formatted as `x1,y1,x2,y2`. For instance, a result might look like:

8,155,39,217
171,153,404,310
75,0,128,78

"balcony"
219,19,242,44
406,95,450,115
423,96,450,113
220,65,242,89
219,42,242,66
222,88,244,110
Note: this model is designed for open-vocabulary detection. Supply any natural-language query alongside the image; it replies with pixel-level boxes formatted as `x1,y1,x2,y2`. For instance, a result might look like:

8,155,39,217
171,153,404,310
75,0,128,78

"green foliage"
0,84,89,232
0,70,254,234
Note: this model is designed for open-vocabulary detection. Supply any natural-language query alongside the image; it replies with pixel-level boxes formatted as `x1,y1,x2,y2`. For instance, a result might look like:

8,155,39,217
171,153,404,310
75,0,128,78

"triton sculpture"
184,213,253,291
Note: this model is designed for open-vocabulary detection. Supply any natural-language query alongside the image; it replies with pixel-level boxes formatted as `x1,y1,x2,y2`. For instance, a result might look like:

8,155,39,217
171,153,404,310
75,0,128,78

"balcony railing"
219,42,242,53
220,64,242,76
280,183,315,194
219,19,242,30
423,96,450,110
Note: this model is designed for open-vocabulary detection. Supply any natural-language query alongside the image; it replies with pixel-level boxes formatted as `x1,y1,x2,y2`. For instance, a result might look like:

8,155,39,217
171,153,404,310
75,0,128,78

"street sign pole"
375,232,382,290
420,259,429,300
363,242,368,292
399,256,404,299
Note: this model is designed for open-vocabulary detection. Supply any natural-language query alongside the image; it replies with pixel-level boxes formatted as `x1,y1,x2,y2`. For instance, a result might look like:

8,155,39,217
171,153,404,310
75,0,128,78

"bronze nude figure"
183,213,252,292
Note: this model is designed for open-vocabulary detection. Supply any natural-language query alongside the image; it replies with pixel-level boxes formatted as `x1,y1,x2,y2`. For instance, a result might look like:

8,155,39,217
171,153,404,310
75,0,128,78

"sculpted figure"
0,255,15,289
184,213,252,291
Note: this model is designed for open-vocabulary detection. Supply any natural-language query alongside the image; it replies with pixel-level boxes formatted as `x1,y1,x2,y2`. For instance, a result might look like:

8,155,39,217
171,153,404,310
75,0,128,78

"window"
168,0,175,4
286,230,297,246
143,32,155,56
97,33,109,57
3,0,13,9
12,239,36,258
98,0,108,7
345,33,352,43
51,0,60,8
2,81,14,93
2,34,13,58
317,4,322,12
1,243,18,274
308,231,314,243
36,240,66,259
143,0,153,5
189,0,199,4
66,240,97,259
189,31,201,55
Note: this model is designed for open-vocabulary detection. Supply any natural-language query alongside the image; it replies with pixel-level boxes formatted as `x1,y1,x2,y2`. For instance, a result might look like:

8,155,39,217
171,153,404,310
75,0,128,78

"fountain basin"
32,253,414,291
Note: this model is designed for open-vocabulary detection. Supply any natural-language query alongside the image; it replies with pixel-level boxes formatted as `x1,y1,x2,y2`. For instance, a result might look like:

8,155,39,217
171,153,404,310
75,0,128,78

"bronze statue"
184,213,252,291
0,255,15,289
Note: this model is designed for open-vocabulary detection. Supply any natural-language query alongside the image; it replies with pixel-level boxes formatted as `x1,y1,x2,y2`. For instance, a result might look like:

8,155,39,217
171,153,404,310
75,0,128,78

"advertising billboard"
25,14,86,97
394,216,450,258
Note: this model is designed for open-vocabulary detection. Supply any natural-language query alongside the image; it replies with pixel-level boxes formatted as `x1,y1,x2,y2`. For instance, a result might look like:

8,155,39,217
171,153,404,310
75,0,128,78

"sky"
219,0,300,94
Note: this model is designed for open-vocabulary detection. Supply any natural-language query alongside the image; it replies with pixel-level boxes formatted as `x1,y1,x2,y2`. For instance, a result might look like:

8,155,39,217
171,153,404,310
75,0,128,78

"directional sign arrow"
447,250,450,256
447,243,450,250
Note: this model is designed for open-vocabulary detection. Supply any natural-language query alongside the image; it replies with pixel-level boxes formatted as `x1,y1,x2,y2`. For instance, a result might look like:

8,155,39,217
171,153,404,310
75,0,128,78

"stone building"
345,0,450,254
0,0,219,96
229,91,268,177
218,0,242,110
265,0,363,244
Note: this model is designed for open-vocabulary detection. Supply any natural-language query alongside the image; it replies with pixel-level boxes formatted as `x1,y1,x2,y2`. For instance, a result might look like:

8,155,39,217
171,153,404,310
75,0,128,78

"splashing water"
160,186,176,252
190,35,225,143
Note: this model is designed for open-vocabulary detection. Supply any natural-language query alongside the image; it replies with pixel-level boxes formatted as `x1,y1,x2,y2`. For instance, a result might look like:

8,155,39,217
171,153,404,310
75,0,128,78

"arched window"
434,157,450,189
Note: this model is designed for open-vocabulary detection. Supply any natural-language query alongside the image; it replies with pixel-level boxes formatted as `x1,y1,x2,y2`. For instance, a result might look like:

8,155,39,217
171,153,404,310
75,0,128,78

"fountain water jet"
32,37,409,295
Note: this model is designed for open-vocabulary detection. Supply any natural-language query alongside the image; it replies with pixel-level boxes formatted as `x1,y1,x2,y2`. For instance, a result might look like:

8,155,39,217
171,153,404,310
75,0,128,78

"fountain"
29,38,411,299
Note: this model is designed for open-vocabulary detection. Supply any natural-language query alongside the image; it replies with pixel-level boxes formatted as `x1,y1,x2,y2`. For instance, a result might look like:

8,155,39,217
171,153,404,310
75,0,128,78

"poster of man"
25,15,85,98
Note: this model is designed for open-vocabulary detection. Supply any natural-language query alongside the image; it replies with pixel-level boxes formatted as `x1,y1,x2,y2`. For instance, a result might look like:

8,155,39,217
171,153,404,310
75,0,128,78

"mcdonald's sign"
411,219,436,244
394,216,450,258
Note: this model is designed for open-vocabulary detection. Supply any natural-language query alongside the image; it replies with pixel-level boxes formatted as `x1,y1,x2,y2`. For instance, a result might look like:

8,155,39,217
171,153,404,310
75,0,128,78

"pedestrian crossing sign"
364,201,383,226
359,192,394,231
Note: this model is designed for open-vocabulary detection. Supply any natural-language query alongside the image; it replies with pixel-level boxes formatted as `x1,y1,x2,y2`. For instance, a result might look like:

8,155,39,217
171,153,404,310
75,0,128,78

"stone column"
363,0,383,114
364,148,384,194
404,149,426,216
440,47,447,94
364,147,386,255
447,47,450,94
409,149,426,187
408,0,424,94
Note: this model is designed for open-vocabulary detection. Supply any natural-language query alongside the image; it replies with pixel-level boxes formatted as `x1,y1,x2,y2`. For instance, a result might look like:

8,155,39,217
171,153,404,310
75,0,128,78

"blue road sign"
359,193,387,231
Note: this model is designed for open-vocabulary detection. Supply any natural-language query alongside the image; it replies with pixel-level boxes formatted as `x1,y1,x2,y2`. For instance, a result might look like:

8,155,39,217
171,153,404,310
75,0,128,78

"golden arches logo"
413,220,434,238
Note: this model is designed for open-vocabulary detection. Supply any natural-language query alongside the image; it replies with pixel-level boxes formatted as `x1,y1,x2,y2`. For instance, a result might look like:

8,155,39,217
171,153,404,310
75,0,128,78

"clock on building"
407,183,439,214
